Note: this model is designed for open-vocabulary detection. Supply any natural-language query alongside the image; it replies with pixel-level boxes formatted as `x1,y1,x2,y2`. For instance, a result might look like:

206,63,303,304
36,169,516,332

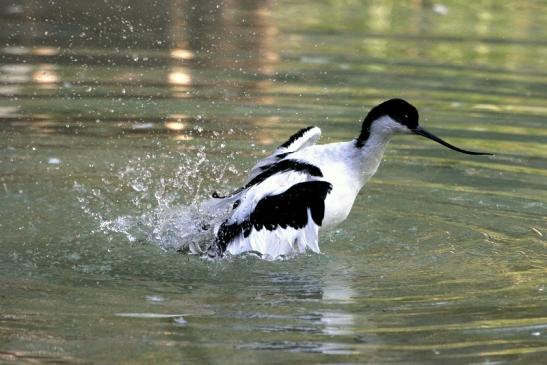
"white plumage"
246,126,322,181
201,99,490,259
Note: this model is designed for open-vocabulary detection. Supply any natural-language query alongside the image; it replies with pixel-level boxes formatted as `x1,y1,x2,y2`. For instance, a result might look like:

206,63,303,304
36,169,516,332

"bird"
202,98,491,259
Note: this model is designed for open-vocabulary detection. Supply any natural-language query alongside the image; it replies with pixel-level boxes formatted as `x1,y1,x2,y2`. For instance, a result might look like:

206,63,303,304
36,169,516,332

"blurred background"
1,1,546,364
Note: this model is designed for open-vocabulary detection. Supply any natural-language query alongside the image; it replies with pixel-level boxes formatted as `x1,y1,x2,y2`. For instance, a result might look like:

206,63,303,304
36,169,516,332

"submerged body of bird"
201,99,491,259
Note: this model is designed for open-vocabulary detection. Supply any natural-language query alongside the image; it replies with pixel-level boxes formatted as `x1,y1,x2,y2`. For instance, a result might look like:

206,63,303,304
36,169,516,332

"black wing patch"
256,152,290,173
247,159,323,188
279,126,316,148
214,159,323,199
214,181,333,254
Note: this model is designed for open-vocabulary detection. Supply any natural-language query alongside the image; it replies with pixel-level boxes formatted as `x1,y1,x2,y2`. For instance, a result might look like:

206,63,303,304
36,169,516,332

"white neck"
355,116,402,187
355,135,389,186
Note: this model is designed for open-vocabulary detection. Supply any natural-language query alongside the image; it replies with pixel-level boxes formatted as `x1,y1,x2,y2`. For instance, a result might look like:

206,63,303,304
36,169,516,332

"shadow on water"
0,0,546,364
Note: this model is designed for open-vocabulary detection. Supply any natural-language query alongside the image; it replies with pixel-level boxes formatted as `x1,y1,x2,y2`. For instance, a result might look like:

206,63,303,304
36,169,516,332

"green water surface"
1,1,546,364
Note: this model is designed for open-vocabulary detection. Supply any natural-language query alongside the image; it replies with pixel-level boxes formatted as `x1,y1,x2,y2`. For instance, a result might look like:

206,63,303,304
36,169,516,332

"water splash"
75,144,240,253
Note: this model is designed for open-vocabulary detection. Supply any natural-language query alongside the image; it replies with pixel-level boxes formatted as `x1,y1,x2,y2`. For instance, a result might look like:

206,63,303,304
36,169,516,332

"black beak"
412,126,492,156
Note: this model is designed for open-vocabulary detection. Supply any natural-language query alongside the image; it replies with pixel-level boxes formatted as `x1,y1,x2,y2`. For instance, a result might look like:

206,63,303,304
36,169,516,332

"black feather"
213,181,332,255
279,126,316,149
221,159,323,198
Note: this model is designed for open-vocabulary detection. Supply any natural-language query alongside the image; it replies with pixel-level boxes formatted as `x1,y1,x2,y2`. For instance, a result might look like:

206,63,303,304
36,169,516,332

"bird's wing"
201,157,323,213
246,126,322,181
203,159,330,258
276,126,322,154
213,180,332,259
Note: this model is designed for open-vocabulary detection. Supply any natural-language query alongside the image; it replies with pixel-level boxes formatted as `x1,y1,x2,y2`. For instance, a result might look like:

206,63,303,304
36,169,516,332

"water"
1,0,546,363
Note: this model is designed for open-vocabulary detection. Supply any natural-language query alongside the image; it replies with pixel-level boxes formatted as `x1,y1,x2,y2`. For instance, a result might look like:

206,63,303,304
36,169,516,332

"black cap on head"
356,98,418,147
364,98,419,130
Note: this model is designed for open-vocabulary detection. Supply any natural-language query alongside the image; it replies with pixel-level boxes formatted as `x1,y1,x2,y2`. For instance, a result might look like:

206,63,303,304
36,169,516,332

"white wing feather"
225,210,320,259
247,126,321,181
201,127,321,213
207,168,328,259
226,169,318,224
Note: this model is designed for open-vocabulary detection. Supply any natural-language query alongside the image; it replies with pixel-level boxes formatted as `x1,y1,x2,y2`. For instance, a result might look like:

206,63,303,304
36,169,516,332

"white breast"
290,139,388,230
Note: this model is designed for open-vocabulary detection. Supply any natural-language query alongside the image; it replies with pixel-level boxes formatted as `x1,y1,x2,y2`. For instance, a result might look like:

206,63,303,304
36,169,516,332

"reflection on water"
1,0,546,364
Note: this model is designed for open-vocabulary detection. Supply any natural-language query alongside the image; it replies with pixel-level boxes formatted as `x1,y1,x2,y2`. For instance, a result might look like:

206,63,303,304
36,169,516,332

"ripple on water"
0,0,546,364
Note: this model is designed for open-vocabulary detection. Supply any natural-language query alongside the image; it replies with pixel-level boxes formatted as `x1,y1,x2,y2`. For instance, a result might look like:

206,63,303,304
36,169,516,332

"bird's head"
357,98,492,155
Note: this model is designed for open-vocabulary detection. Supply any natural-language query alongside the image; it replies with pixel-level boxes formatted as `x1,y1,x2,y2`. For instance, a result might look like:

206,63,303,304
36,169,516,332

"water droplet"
146,295,165,303
174,316,187,325
48,157,61,165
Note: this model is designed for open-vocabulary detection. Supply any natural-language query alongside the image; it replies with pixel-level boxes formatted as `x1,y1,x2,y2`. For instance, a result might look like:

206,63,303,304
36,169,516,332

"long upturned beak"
412,126,492,156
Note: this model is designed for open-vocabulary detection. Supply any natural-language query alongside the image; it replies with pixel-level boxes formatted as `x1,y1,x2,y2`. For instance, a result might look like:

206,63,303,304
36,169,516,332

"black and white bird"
203,99,491,259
